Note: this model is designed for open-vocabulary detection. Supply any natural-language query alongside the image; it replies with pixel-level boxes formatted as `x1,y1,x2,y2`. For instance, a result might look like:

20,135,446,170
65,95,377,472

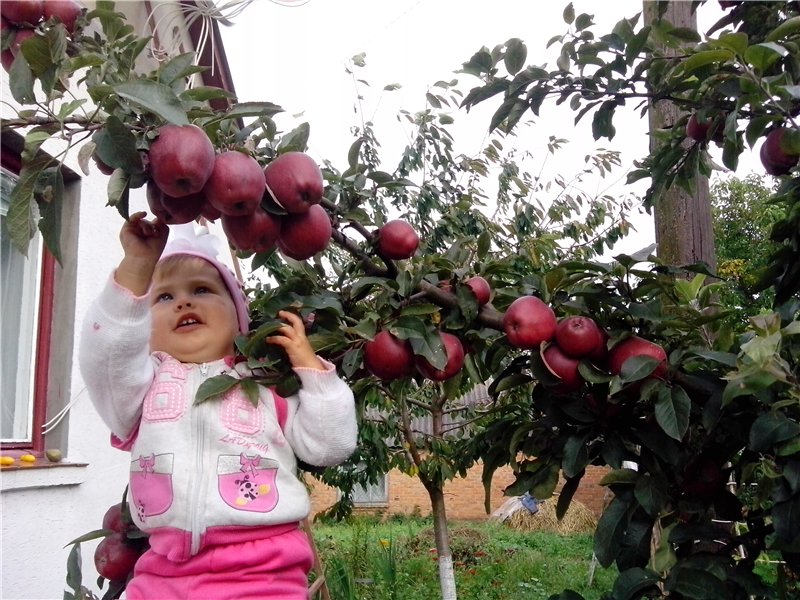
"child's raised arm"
115,211,169,296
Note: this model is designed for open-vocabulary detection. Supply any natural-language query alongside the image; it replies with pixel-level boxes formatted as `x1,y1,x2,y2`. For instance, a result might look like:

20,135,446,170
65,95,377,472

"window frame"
1,142,58,453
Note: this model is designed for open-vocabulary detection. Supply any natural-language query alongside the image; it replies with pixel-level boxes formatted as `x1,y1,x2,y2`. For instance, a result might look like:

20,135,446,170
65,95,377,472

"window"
1,134,79,455
352,476,388,507
0,164,45,446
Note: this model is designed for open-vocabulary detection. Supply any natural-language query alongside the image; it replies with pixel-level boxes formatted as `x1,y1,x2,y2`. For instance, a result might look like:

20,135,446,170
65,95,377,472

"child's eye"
156,292,173,303
194,286,211,295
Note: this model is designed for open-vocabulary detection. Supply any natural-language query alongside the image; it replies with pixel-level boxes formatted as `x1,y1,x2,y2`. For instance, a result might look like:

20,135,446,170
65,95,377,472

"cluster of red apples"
125,123,330,260
1,0,83,72
93,502,147,585
685,112,800,177
365,287,668,391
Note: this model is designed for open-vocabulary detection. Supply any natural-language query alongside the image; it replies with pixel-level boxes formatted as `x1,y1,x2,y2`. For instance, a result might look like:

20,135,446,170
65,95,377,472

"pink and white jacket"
79,275,358,561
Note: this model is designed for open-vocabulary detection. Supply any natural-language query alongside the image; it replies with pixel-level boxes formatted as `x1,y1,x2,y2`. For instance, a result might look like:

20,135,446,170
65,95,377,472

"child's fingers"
278,310,305,333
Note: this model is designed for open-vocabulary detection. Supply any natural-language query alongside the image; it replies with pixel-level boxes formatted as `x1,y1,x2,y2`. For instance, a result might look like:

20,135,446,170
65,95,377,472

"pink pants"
124,527,314,599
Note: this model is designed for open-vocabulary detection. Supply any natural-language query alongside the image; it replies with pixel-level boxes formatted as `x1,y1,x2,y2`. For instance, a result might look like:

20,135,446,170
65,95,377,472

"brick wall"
308,463,610,520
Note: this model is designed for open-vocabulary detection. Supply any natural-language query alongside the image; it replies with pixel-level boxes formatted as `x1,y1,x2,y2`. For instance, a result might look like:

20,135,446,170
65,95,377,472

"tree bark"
429,485,457,600
643,1,717,270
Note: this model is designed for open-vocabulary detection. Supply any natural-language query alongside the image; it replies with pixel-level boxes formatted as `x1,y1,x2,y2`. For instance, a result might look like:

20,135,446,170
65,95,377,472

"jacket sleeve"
78,273,156,441
281,360,358,467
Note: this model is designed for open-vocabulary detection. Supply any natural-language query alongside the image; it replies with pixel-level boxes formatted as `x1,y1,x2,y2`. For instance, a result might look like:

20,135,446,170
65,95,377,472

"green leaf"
65,543,83,593
654,386,690,441
158,52,198,85
562,3,575,24
113,79,189,125
278,122,310,153
179,86,236,102
106,169,130,218
9,53,35,103
714,31,749,56
210,101,283,124
7,153,52,255
37,166,64,262
594,495,628,567
744,42,787,72
619,355,661,382
195,374,240,404
612,567,661,600
749,412,800,453
600,468,638,486
562,434,589,478
680,49,733,73
93,115,143,174
634,475,669,517
503,38,527,75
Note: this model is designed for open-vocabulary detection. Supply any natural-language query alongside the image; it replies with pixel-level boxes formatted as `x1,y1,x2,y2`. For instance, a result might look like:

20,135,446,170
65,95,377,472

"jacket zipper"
189,363,210,555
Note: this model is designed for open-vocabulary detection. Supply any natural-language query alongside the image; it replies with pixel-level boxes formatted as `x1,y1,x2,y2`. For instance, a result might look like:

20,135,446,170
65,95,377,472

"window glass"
352,476,388,506
1,167,42,443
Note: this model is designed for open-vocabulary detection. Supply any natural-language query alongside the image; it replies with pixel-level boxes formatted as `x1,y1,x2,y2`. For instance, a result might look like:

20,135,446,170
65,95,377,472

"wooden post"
643,1,717,270
303,517,331,600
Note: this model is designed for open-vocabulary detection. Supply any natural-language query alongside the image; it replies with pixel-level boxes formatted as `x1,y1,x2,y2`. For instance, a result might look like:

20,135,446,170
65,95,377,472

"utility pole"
644,1,717,270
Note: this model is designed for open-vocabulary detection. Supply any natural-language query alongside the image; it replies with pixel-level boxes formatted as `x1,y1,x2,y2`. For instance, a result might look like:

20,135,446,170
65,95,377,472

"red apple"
465,275,491,306
91,152,115,175
101,502,130,533
200,200,222,222
263,151,324,213
363,330,415,381
377,220,419,260
43,0,81,33
554,316,605,358
542,344,582,393
9,27,35,57
222,208,281,253
94,532,141,582
1,49,14,72
278,204,332,260
685,112,723,143
1,0,44,26
415,332,465,381
502,296,557,350
760,128,799,176
146,180,205,225
204,151,265,216
608,335,667,380
148,124,216,198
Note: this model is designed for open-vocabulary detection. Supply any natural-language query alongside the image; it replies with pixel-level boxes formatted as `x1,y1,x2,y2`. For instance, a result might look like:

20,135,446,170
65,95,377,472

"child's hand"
120,212,169,262
266,310,324,370
115,212,169,296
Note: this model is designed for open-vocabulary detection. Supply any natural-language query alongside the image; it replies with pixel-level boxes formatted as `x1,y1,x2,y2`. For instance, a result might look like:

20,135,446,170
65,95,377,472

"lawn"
311,515,618,600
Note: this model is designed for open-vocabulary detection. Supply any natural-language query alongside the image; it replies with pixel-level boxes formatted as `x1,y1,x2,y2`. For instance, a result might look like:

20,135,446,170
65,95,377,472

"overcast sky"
216,0,755,257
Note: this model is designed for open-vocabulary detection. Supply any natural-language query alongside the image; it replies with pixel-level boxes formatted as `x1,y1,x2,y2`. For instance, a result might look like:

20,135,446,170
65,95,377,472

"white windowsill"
0,462,88,492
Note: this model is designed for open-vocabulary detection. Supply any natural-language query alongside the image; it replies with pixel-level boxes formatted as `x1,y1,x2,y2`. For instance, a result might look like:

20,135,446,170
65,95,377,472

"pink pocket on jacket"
130,453,174,521
217,453,279,513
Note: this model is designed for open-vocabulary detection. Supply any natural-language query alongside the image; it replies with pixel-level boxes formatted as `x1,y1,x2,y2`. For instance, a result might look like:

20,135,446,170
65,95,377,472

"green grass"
311,515,617,600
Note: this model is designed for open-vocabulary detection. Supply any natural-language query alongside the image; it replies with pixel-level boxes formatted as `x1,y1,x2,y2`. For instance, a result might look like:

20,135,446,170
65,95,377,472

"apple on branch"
541,343,583,393
554,315,606,359
43,0,82,33
0,0,44,27
148,124,216,198
222,208,282,253
363,330,415,381
760,128,800,176
263,151,324,213
204,150,265,216
608,335,668,380
502,295,557,350
415,331,465,381
464,275,491,306
146,180,206,225
377,219,419,260
278,204,332,260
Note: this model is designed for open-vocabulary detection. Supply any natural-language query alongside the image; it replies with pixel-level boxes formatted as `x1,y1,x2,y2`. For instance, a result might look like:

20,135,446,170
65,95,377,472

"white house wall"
0,2,231,598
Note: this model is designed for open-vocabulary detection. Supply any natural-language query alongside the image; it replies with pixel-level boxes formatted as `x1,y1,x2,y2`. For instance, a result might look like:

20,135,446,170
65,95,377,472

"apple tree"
457,1,800,598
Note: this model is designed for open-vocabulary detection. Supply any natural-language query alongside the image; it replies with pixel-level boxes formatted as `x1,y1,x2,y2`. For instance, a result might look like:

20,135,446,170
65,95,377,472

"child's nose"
176,299,193,310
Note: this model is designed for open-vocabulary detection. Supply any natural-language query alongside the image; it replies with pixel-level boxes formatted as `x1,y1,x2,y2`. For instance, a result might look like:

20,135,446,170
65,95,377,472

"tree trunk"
643,1,717,270
428,484,457,600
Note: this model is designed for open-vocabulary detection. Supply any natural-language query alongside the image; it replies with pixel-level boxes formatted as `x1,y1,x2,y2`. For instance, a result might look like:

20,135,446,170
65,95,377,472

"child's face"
149,257,239,363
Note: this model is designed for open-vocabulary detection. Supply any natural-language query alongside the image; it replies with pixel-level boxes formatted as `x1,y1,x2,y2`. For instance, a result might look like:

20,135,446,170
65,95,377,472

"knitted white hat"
160,223,250,334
